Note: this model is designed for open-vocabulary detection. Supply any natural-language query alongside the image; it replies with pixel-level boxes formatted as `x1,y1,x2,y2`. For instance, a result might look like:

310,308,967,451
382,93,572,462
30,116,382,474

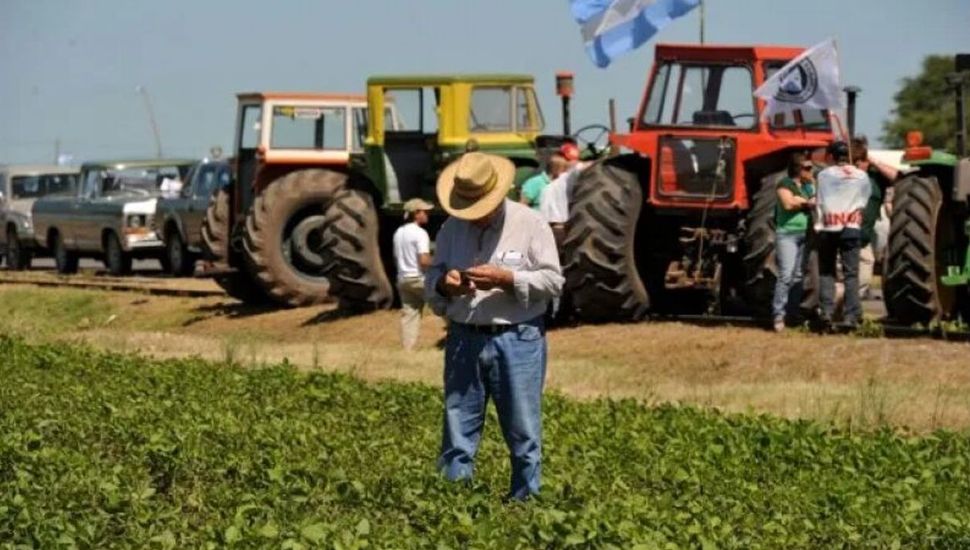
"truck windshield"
82,166,186,199
11,174,77,199
641,62,756,129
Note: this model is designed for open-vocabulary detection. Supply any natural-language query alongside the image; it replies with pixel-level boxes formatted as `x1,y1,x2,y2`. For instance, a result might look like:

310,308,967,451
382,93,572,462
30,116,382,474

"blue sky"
2,0,968,163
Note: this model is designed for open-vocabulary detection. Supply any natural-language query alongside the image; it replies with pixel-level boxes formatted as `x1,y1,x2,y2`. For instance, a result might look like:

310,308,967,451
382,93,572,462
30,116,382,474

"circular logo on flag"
774,59,818,104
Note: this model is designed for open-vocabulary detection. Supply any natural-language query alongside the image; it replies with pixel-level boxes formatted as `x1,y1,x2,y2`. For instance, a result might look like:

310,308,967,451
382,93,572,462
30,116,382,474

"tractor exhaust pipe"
556,72,574,137
843,86,861,140
952,54,970,157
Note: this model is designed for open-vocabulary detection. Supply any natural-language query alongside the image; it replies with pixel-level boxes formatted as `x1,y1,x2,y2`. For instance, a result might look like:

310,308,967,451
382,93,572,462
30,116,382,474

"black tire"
52,232,78,275
242,169,345,307
165,227,194,277
741,173,783,317
885,174,958,324
201,187,230,264
213,271,274,305
6,228,32,270
103,232,132,276
318,188,393,311
562,154,649,322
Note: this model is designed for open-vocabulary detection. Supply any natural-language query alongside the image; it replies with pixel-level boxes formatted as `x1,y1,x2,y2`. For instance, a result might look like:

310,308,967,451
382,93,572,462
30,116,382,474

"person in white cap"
425,151,564,501
393,198,434,350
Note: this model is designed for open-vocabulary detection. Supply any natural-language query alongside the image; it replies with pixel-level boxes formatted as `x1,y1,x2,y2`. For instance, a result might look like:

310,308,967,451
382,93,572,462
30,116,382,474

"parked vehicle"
562,43,838,321
886,53,970,324
207,77,570,309
155,159,231,276
32,159,195,275
0,164,79,270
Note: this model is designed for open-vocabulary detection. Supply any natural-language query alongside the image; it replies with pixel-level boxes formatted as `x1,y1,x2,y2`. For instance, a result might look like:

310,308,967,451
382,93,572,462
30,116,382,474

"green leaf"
224,525,241,544
259,521,280,539
355,518,371,536
301,522,328,543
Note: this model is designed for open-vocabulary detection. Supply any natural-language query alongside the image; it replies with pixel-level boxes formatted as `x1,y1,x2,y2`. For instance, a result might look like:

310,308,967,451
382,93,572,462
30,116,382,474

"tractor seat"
692,110,735,127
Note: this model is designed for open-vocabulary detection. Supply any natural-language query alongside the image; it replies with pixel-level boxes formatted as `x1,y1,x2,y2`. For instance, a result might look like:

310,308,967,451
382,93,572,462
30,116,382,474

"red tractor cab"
564,43,837,321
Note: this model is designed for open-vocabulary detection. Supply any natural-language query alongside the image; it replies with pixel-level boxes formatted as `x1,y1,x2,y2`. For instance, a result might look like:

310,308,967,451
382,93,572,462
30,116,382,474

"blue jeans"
439,318,546,500
819,229,863,323
772,232,807,320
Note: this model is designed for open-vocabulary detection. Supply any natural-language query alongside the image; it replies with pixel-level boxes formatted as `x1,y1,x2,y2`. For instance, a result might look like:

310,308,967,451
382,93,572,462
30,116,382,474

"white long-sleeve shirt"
424,199,564,325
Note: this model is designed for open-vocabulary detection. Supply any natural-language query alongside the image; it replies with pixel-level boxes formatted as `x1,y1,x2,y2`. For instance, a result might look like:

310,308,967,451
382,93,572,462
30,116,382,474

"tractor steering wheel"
571,124,612,158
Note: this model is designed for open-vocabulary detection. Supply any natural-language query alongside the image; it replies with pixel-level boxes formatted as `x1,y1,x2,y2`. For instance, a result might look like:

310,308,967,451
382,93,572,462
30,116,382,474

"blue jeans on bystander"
439,318,547,500
772,232,807,321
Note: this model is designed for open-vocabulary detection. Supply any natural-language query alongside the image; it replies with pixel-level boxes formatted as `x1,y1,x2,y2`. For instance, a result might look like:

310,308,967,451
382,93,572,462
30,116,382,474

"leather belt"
452,322,519,335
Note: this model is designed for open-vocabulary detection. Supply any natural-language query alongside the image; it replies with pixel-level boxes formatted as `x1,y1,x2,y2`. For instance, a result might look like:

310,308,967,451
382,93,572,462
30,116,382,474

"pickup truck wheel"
52,233,78,274
242,169,345,307
166,229,194,277
104,233,133,276
6,228,32,270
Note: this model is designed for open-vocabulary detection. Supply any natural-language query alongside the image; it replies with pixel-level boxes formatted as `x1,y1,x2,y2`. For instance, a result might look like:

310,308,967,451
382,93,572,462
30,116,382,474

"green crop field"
1,336,969,548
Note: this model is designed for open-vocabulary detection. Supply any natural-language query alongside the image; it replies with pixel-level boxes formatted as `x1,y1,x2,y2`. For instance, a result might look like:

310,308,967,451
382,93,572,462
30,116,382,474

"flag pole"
832,38,853,164
699,0,706,45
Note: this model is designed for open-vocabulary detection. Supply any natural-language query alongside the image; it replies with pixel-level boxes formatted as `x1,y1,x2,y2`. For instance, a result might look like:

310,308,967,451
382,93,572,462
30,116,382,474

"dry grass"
3,284,969,432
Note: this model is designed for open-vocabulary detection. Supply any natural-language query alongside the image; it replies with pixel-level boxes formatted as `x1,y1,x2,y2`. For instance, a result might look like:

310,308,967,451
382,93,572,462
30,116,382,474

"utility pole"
136,85,163,158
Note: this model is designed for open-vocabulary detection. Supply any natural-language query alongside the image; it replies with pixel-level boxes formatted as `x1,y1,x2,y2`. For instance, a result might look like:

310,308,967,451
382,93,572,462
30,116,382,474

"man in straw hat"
425,151,564,500
393,198,434,350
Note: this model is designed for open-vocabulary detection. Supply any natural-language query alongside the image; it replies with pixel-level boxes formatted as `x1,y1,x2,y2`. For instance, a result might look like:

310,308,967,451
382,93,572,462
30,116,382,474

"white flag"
754,38,843,119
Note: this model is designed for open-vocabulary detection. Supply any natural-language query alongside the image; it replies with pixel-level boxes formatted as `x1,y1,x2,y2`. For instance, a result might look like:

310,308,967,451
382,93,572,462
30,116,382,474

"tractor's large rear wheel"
318,188,393,311
201,187,231,264
242,169,345,307
741,173,782,317
562,155,649,322
201,187,271,304
885,174,958,324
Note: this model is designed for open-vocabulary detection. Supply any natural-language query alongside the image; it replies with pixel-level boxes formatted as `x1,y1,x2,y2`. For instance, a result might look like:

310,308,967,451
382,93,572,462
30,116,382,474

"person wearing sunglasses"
772,153,817,332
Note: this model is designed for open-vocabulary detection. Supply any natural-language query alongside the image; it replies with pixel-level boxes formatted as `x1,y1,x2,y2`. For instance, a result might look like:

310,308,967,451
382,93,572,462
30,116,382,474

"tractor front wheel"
562,155,649,322
242,169,345,307
885,174,960,324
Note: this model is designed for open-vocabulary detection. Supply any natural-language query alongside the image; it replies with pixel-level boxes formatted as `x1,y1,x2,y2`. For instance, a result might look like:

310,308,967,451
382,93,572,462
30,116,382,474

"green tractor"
209,75,576,309
884,54,970,324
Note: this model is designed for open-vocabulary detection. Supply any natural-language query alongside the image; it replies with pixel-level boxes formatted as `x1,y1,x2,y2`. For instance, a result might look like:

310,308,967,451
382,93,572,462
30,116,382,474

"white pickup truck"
32,159,196,275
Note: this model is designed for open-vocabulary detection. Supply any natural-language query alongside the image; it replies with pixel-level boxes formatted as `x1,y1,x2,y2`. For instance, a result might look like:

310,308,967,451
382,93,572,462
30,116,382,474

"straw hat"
436,152,515,220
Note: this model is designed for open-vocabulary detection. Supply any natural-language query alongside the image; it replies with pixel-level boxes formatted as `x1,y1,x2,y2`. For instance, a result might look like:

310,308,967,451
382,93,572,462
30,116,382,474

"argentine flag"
571,0,701,68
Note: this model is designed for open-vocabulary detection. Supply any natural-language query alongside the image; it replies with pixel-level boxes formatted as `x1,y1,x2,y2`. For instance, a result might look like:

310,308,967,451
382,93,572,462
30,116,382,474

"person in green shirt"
519,153,567,210
772,153,816,331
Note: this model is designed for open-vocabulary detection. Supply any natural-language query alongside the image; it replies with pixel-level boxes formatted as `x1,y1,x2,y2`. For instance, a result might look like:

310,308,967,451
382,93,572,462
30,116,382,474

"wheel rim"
280,207,328,281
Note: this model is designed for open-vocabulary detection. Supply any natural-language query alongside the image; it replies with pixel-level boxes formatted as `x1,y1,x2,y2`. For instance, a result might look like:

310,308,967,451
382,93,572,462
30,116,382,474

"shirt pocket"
498,249,525,269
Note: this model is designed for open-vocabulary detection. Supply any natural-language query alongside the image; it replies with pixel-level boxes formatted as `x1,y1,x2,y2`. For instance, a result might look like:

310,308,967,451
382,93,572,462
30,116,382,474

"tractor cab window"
469,86,543,132
764,61,831,130
239,104,262,150
642,63,757,129
385,88,439,134
270,106,348,151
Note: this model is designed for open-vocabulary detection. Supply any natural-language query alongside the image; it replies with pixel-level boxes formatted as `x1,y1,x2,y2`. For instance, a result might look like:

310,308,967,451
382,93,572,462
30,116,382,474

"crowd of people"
387,138,901,500
771,137,898,332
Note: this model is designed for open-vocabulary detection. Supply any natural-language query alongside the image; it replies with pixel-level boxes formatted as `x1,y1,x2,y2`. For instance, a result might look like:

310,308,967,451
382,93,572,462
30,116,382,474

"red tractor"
563,43,836,321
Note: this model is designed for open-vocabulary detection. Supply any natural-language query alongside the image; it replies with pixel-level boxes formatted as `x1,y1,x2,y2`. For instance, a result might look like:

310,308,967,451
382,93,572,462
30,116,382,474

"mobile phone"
459,270,472,287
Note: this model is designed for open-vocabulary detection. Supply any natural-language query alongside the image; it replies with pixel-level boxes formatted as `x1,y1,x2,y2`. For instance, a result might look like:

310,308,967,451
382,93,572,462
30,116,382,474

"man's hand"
464,264,514,291
437,269,474,297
